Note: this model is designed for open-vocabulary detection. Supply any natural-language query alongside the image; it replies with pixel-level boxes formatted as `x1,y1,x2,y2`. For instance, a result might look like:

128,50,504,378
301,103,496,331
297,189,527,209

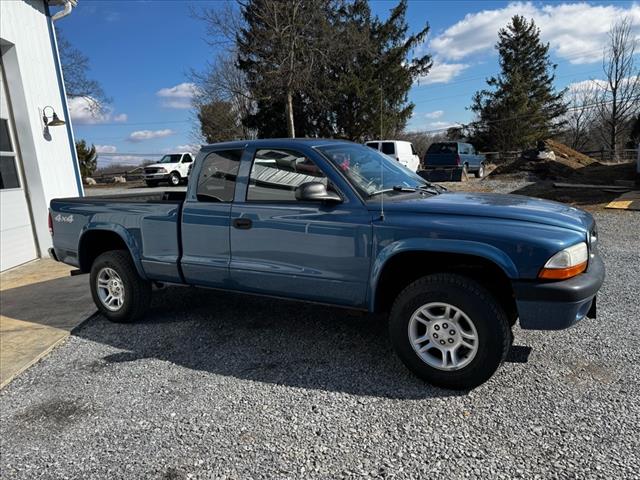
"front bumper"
144,173,169,181
512,254,605,330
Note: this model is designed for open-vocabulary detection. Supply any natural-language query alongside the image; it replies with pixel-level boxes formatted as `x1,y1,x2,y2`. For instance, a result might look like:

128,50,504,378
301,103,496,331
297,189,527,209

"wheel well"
374,252,517,323
78,230,129,273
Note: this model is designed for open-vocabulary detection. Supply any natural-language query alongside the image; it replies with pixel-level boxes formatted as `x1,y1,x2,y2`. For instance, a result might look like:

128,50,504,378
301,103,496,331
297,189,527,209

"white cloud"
430,2,640,65
416,61,469,85
428,121,458,130
95,144,117,153
164,144,201,154
67,97,128,124
424,110,444,119
156,82,199,109
127,129,175,142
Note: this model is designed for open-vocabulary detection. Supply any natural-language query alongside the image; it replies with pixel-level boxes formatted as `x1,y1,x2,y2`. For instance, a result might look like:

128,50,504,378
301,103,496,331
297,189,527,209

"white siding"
0,0,82,266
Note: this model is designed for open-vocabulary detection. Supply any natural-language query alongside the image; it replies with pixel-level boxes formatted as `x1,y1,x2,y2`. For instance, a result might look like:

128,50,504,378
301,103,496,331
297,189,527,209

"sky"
53,0,640,168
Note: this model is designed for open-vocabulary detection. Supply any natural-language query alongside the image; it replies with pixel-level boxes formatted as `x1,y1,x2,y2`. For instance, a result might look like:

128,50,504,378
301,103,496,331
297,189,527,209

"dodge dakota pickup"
49,139,604,389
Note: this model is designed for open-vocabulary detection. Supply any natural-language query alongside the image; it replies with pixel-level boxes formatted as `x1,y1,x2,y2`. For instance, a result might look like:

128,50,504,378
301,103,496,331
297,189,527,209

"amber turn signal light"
539,261,587,280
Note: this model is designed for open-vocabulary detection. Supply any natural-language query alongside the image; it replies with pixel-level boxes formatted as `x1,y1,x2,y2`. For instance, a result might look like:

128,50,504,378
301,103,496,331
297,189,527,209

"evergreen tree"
75,140,96,179
234,0,431,140
470,16,567,151
328,0,431,141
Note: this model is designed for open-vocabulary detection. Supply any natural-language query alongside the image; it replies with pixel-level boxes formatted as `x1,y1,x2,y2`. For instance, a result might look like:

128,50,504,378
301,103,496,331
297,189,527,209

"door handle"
233,218,252,230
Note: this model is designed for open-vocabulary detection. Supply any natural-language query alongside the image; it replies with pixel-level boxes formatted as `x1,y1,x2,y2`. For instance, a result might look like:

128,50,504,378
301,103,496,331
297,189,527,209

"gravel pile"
1,211,638,479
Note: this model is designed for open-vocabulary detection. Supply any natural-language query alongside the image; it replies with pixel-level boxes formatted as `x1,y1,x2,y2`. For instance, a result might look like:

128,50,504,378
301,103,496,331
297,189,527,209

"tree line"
195,2,639,161
192,0,432,142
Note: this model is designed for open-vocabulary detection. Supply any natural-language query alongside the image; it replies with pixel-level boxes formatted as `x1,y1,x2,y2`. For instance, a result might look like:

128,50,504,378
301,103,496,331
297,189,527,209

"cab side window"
196,149,242,202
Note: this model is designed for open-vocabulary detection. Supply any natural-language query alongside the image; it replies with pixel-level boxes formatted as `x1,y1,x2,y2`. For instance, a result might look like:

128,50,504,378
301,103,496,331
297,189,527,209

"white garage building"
0,0,82,272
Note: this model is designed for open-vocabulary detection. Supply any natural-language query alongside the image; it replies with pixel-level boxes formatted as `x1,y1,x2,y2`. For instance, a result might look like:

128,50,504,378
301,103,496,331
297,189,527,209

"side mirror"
295,182,342,203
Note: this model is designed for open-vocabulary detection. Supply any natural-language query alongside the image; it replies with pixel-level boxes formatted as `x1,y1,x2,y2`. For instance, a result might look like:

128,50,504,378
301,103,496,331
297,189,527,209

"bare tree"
596,18,640,160
56,29,109,113
190,51,255,141
563,82,598,151
190,4,255,141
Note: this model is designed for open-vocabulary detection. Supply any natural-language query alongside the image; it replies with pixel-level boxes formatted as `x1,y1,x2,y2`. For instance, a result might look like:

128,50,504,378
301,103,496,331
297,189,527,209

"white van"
143,153,194,187
365,140,421,172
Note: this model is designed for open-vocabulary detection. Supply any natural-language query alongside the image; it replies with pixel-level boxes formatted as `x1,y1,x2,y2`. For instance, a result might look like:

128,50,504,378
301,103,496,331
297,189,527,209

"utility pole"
380,87,383,139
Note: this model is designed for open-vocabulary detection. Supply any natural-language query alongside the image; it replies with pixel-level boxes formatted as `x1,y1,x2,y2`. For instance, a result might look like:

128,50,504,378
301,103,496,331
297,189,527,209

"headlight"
539,242,588,280
158,167,167,173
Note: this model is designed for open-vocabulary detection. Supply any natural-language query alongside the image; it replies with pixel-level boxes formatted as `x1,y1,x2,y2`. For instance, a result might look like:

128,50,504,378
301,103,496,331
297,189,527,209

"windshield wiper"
370,185,433,197
419,182,447,194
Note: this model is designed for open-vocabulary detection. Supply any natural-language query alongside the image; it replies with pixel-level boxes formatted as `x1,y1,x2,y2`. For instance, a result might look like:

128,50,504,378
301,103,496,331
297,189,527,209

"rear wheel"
389,273,511,390
475,163,485,178
90,250,151,323
169,172,181,186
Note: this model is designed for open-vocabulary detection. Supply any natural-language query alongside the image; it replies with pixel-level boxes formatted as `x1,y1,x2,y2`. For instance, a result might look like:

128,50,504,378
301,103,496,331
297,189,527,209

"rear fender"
79,223,147,279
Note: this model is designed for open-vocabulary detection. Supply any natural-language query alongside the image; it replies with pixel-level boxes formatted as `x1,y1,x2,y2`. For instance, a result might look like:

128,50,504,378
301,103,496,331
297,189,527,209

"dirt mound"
492,139,599,180
544,139,597,167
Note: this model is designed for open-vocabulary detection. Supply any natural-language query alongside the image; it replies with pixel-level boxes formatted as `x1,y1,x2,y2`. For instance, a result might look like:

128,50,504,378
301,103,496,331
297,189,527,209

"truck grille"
145,168,161,174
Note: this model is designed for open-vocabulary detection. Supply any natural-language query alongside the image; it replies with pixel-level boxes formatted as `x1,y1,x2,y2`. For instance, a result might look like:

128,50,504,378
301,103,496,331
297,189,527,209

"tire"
389,273,512,390
146,181,159,188
169,172,181,186
90,250,151,323
475,163,485,178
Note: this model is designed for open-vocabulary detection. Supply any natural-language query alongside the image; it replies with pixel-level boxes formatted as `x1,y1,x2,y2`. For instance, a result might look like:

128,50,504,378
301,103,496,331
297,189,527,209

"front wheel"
475,163,485,178
389,273,512,390
90,250,151,323
169,172,181,186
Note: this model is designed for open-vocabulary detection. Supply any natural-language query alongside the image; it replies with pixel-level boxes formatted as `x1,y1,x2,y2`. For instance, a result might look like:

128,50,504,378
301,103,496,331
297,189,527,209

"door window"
247,149,329,202
182,154,193,163
196,149,242,202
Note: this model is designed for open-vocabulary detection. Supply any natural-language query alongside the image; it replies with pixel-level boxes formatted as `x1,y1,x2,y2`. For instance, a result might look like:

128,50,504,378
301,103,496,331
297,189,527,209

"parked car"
424,142,486,178
365,140,420,172
143,152,194,187
49,139,603,390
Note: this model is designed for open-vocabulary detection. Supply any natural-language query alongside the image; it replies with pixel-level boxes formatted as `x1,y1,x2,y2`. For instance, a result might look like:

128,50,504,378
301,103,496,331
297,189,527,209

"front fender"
368,238,518,311
79,223,148,280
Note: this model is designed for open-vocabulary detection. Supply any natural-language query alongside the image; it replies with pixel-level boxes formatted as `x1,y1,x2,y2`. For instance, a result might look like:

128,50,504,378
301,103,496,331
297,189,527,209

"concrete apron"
0,259,95,388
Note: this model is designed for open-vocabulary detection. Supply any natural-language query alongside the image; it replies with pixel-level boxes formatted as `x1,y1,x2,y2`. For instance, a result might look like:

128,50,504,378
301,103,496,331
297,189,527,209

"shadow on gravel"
73,287,524,399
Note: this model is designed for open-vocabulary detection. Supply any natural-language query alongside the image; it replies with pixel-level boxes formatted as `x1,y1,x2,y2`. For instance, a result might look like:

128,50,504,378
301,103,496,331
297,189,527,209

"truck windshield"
316,143,427,198
158,154,182,163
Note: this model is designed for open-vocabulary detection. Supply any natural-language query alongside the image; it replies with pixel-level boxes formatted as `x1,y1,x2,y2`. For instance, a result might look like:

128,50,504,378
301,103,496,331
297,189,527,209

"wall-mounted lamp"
42,106,66,127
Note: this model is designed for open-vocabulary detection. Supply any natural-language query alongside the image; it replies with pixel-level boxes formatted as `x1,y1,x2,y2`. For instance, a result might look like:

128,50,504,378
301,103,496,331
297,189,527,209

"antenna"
379,86,384,221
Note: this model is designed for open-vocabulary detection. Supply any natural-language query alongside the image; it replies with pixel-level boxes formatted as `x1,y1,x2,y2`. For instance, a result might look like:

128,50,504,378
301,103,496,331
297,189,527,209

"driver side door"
229,147,373,308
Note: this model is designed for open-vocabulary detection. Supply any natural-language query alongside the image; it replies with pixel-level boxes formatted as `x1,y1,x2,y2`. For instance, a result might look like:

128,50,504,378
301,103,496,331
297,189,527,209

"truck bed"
49,191,186,283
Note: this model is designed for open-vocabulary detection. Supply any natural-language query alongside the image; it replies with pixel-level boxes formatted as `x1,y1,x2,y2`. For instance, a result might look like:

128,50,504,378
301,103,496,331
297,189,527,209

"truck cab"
143,152,194,187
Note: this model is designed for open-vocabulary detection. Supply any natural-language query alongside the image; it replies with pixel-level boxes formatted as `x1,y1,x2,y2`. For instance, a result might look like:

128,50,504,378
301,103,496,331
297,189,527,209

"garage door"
1,60,37,271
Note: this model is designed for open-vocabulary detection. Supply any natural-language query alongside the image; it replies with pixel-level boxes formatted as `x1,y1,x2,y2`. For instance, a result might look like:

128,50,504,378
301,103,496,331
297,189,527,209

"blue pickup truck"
49,139,604,389
424,142,486,178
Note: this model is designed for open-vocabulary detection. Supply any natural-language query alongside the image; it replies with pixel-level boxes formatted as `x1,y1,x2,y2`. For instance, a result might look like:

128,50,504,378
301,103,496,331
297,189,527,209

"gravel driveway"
1,210,638,479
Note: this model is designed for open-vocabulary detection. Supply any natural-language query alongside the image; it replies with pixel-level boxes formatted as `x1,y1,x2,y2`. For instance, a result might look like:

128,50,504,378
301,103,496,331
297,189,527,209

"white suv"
365,140,421,172
143,153,194,187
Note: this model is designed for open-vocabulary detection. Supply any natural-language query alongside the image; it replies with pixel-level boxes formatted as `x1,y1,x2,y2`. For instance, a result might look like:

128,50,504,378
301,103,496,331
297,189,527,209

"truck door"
180,148,243,287
229,146,373,308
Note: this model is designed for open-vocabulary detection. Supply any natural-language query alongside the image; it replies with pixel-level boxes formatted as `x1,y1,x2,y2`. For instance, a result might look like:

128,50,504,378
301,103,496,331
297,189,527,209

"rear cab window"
427,143,458,154
196,149,242,202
